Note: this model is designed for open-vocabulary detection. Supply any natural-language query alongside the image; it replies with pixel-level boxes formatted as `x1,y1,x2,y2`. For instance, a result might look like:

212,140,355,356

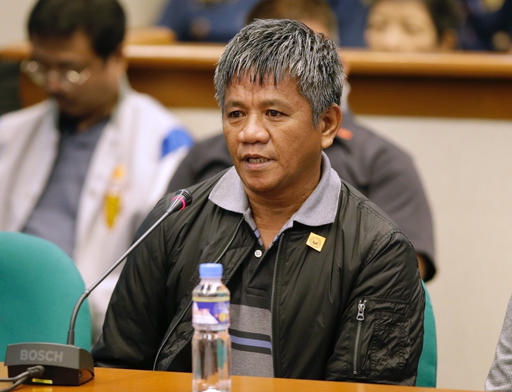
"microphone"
4,189,193,386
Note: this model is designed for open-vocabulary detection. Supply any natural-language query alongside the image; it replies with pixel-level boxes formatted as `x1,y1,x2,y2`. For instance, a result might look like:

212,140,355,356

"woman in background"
364,0,461,51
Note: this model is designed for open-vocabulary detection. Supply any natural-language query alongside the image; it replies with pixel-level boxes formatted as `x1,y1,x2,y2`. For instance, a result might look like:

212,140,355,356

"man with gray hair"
93,19,424,385
168,0,437,282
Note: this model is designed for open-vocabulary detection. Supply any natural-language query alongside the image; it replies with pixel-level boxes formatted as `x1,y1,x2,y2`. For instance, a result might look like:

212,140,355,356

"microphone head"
166,189,193,214
173,189,193,207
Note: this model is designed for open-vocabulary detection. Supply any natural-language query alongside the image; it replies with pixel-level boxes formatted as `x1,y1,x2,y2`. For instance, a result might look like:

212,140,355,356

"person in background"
156,0,371,47
364,0,461,51
93,18,425,384
167,0,437,282
328,0,370,47
156,0,260,42
0,0,192,339
486,295,512,390
157,0,509,52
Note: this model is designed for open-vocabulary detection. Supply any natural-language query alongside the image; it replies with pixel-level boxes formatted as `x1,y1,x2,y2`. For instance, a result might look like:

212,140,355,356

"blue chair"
416,281,437,387
0,232,91,361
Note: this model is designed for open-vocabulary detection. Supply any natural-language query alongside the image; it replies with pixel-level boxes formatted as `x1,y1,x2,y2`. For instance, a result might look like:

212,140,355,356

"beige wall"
2,1,512,390
0,0,166,46
358,115,512,390
0,0,34,46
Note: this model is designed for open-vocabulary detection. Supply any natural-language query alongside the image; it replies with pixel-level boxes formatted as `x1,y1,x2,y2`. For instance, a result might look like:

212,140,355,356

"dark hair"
246,0,339,41
27,0,126,60
424,0,461,40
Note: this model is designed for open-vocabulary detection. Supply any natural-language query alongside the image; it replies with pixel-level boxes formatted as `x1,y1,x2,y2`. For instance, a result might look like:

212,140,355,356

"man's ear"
110,44,127,72
319,104,342,149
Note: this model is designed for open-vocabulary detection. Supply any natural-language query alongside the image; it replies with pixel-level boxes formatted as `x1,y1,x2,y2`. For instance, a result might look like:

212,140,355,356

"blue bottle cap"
199,263,223,278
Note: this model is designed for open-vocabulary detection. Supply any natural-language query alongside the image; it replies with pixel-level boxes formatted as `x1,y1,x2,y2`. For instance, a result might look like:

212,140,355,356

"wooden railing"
2,42,512,119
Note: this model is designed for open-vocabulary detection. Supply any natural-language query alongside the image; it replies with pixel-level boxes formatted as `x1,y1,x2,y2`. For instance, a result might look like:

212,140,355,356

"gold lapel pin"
306,232,326,252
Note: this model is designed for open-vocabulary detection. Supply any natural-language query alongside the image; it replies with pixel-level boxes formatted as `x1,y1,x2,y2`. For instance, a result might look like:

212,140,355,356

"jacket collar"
209,152,341,228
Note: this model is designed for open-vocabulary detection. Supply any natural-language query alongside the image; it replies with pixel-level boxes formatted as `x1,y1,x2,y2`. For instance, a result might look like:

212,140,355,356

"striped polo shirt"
208,152,341,377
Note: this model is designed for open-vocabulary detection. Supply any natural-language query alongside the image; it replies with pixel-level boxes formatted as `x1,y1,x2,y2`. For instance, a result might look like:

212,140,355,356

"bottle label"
192,297,230,327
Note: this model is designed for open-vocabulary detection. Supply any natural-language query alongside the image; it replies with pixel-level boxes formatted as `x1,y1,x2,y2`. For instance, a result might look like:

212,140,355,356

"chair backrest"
416,281,437,387
0,232,91,361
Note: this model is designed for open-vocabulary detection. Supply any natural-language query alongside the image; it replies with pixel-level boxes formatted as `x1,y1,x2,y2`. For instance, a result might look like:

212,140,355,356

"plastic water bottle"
192,263,231,392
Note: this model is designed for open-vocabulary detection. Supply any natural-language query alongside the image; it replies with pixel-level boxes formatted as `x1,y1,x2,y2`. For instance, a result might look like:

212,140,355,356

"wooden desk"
1,42,512,119
1,363,481,392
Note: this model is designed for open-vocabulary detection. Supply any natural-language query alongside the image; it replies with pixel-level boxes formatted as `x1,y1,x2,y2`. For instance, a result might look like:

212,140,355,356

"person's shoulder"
341,111,413,162
124,90,167,113
328,111,418,187
188,133,229,160
123,90,193,147
123,90,183,127
193,133,226,147
0,100,52,128
0,101,53,144
166,133,230,192
158,170,227,228
338,176,402,235
338,179,414,260
187,170,226,202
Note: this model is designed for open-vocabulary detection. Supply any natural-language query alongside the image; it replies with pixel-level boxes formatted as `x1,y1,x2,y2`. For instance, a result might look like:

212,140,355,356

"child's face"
365,0,439,52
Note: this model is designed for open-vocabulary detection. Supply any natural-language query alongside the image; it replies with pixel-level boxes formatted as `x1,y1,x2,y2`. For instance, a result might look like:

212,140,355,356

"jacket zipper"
270,234,285,377
353,298,366,375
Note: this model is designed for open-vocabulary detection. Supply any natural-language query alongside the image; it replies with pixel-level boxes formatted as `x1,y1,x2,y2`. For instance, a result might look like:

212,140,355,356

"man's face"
223,75,330,200
29,30,125,118
365,0,438,52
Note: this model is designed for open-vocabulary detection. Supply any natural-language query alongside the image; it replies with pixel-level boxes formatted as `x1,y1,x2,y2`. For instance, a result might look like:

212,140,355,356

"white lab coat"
0,88,192,340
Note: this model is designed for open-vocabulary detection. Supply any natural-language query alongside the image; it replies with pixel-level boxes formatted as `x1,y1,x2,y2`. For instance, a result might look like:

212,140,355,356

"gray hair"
214,19,344,124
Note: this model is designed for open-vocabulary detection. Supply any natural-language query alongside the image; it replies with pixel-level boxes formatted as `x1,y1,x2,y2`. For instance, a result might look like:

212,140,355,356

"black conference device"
4,189,193,386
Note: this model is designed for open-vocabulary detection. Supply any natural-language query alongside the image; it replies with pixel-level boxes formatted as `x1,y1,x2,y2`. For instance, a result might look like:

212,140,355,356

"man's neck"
247,184,318,249
75,109,112,132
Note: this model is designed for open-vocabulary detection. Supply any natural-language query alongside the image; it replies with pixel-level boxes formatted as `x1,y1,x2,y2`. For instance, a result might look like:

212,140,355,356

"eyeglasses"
20,60,91,88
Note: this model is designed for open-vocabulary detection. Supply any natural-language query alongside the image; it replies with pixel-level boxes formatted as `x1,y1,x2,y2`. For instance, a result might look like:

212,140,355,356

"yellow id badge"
104,164,125,228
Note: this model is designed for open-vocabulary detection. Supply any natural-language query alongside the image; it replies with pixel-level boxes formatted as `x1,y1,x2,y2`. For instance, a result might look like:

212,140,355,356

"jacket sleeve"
326,227,425,385
366,142,436,281
92,196,173,369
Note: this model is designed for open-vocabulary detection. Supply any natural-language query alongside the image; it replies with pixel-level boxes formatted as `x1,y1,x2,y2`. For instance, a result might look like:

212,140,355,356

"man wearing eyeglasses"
0,0,193,339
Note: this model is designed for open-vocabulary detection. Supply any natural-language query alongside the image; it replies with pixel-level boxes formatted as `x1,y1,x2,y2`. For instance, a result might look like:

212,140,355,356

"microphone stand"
4,190,192,386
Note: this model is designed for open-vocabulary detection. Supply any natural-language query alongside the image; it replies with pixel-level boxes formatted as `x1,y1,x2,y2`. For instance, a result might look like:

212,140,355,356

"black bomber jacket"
93,171,425,385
